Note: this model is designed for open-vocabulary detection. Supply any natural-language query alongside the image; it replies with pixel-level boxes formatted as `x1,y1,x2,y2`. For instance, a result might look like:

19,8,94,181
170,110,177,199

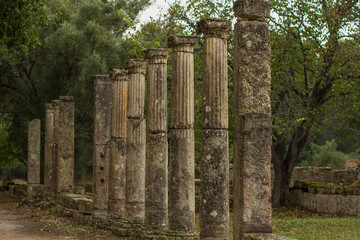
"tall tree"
0,0,45,55
270,0,360,206
0,0,151,179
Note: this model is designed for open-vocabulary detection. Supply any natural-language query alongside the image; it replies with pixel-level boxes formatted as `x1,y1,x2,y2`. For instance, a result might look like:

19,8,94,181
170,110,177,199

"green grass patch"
272,207,360,239
196,207,360,240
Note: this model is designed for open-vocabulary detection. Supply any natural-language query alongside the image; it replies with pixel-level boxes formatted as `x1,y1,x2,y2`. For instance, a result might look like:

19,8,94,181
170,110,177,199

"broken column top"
45,102,56,110
168,35,199,48
144,48,169,60
59,96,73,102
94,75,111,85
109,68,128,81
233,0,271,21
125,59,148,74
196,19,231,39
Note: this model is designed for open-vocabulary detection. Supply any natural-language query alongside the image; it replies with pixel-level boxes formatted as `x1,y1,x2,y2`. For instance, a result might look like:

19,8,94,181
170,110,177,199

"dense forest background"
1,0,359,206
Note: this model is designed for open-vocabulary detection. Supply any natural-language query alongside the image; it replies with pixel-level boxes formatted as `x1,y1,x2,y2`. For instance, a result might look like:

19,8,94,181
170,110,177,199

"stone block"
233,0,271,20
234,21,271,118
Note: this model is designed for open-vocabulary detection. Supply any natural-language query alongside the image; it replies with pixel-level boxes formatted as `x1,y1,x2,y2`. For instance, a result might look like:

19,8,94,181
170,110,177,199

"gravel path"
0,191,78,240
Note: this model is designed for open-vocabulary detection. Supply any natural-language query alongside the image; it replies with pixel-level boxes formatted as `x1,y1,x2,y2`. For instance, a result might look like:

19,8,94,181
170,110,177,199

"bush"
309,139,349,169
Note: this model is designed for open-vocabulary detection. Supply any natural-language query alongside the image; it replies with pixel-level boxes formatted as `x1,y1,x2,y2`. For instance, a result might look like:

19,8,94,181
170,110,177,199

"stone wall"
290,181,360,216
289,165,359,187
268,159,360,188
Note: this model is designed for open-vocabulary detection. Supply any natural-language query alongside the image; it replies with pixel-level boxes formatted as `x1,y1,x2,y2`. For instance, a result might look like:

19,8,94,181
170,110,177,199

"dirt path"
0,191,79,240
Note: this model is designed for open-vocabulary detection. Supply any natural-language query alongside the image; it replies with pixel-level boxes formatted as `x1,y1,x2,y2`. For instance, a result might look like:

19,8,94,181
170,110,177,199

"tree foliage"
270,0,360,206
0,0,151,180
0,0,45,54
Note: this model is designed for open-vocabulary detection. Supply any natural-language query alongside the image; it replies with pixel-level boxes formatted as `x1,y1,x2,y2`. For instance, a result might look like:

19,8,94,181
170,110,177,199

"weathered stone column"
197,19,231,240
108,68,128,219
168,35,198,233
233,1,273,239
93,75,112,219
44,103,56,198
125,59,147,222
51,100,60,198
27,119,41,198
55,96,75,194
144,48,169,230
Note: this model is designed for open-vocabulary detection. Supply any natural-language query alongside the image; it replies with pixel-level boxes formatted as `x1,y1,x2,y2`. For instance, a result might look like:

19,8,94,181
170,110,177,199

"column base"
108,199,126,219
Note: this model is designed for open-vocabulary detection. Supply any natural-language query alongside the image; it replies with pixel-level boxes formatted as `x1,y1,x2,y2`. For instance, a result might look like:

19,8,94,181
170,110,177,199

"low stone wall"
290,166,359,187
56,192,93,221
269,159,360,188
290,181,360,216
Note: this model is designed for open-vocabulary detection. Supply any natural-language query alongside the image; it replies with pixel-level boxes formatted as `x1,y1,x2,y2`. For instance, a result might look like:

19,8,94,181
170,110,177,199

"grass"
196,207,360,240
272,207,360,240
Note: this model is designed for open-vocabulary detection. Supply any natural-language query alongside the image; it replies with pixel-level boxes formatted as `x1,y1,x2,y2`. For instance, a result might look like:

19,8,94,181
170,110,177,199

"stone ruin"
20,1,296,239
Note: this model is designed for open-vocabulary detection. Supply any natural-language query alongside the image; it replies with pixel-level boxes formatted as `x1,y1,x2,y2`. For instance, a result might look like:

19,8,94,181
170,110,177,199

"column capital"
126,59,148,74
59,96,73,102
233,0,270,21
168,35,198,48
196,19,231,39
94,75,112,86
109,68,128,81
144,48,169,60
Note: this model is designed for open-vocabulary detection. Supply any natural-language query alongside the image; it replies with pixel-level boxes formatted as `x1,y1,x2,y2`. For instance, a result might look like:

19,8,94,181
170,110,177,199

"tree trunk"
272,122,312,207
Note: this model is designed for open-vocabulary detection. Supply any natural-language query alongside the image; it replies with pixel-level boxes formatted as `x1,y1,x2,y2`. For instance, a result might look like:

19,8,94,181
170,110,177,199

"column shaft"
56,96,74,194
51,100,60,198
233,1,273,239
197,19,231,240
108,68,128,218
125,59,147,222
44,103,55,198
27,119,41,198
168,35,198,233
144,49,169,229
93,75,112,218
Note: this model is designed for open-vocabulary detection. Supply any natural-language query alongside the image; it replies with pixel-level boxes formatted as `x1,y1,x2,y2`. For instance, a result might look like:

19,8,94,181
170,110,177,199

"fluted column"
27,119,41,198
233,1,273,239
108,68,128,219
125,59,147,222
144,48,169,230
93,75,112,219
56,96,75,194
44,103,55,198
197,19,231,240
168,35,198,233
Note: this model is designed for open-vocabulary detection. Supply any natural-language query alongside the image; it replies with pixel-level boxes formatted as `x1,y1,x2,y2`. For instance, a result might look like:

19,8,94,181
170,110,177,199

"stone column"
144,48,169,230
197,19,231,240
168,35,198,233
93,75,112,219
108,68,128,219
125,59,147,222
27,119,41,198
233,1,273,239
56,96,75,194
44,103,56,198
51,100,60,198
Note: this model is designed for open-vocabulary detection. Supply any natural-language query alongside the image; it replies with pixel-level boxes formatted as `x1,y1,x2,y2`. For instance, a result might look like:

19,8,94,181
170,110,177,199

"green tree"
270,0,360,206
0,0,45,55
0,0,151,180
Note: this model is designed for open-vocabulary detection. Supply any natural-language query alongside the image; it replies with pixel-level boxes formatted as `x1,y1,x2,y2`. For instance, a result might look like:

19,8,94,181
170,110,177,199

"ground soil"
0,191,120,240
